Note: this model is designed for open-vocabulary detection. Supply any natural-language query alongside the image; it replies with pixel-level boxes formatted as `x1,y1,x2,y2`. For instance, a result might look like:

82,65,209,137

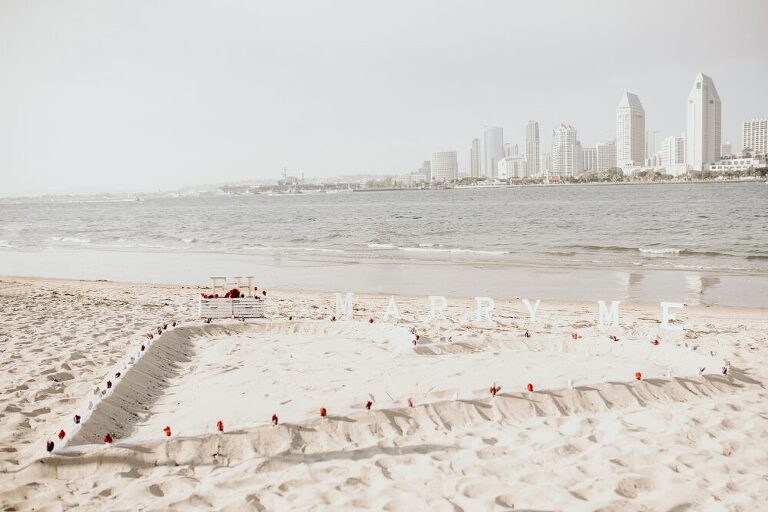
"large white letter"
475,296,495,322
522,299,541,324
660,302,684,331
382,295,401,321
597,300,621,327
428,296,448,320
335,292,354,319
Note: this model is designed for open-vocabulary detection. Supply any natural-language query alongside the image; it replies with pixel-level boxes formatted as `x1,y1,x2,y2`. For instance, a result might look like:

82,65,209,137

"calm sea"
1,183,767,273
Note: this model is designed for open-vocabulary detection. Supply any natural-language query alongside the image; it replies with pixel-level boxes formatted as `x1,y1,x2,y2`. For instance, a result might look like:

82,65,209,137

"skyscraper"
720,142,732,157
661,135,686,166
645,129,657,165
686,72,721,170
525,121,540,178
551,124,581,178
596,140,617,171
497,155,525,179
482,126,504,178
581,147,597,172
469,138,480,178
616,91,646,168
430,151,458,182
540,152,551,175
420,160,431,181
742,119,767,156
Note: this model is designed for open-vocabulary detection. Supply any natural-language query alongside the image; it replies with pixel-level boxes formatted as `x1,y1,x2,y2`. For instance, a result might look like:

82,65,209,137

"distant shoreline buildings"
412,72,765,184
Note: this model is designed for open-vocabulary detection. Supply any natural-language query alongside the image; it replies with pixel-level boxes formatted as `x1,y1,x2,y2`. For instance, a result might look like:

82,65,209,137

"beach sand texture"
1,277,767,511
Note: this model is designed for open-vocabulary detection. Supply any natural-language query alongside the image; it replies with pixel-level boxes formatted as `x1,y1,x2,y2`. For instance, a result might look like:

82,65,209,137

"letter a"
383,295,401,321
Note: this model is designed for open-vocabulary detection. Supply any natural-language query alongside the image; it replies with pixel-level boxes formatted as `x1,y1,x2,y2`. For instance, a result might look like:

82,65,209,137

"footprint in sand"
614,476,652,499
22,407,51,417
48,371,74,382
148,484,165,497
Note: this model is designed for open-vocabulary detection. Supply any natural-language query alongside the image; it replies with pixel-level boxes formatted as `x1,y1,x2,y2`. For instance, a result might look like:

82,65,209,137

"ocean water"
1,182,767,273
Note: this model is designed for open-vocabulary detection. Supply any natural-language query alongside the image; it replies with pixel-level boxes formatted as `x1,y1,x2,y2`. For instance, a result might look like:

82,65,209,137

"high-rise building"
430,151,458,182
541,152,552,175
469,138,480,178
551,124,582,178
742,119,767,156
645,129,657,165
497,155,525,179
582,147,597,172
661,135,686,166
616,91,646,168
686,72,721,170
596,140,617,172
420,160,431,181
482,126,504,178
720,142,732,157
525,121,540,178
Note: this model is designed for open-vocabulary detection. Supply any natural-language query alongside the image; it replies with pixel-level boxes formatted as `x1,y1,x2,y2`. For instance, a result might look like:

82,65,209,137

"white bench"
198,298,266,319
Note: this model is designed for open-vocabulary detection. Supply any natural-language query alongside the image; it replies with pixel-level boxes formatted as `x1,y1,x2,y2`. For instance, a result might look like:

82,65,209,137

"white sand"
1,277,767,510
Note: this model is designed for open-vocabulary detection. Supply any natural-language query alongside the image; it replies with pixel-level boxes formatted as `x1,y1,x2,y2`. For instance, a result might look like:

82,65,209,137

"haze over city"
1,0,767,196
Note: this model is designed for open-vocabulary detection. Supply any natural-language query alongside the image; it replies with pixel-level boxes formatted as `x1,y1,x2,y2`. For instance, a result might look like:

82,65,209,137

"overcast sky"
1,0,767,196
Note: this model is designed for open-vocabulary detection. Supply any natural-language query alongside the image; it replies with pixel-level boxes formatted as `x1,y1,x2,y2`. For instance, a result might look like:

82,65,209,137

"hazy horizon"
2,0,767,197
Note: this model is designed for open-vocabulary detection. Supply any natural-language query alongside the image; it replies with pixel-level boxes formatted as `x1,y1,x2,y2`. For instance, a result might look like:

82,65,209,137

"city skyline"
2,0,768,196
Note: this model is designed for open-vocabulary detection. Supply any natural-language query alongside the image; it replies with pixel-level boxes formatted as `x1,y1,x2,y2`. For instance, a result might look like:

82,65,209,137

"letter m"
597,300,620,327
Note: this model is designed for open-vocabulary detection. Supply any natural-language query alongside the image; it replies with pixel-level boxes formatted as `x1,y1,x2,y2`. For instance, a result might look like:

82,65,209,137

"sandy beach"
1,276,767,511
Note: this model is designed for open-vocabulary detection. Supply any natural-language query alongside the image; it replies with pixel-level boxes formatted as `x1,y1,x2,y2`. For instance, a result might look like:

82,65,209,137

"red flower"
216,420,224,432
319,407,327,417
526,383,534,392
635,372,642,381
272,414,279,425
225,288,241,299
365,401,373,410
103,433,113,443
368,318,374,324
163,426,171,437
58,430,66,440
46,441,54,452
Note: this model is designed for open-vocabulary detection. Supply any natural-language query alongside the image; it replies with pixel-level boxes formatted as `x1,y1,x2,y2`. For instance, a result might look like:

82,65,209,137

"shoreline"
4,275,768,315
2,247,768,308
3,175,765,202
